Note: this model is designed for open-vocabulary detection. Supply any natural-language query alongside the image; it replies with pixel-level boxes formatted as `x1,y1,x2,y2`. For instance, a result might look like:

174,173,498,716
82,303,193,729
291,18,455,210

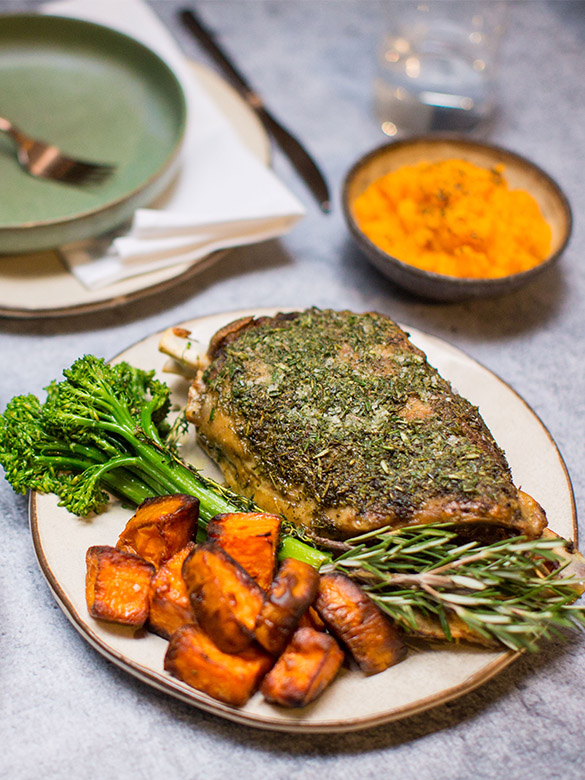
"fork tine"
2,116,117,186
43,158,115,186
82,167,116,186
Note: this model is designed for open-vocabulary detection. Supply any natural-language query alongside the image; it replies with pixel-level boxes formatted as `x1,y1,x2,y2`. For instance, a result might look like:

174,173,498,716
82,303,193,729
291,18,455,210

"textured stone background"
1,2,585,778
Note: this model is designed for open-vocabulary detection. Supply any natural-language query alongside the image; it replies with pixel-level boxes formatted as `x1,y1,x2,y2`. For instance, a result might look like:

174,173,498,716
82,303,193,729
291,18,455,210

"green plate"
0,14,186,253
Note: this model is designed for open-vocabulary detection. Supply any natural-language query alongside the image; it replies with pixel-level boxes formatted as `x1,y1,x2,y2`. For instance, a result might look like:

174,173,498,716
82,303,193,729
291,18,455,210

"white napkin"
43,0,306,290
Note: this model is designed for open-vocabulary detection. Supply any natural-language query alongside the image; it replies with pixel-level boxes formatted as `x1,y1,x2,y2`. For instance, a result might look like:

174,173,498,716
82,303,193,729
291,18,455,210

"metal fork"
0,115,115,186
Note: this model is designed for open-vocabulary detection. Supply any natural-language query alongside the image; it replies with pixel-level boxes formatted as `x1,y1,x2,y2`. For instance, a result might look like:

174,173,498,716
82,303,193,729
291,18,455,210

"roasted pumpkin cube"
315,572,407,674
206,512,281,591
86,545,154,627
182,543,265,653
260,626,344,708
255,558,320,655
299,606,326,632
116,494,199,569
148,542,196,639
164,624,273,707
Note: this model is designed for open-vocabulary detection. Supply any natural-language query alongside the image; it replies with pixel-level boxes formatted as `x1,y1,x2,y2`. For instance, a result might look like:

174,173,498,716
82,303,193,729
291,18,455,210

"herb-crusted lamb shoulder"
186,309,546,539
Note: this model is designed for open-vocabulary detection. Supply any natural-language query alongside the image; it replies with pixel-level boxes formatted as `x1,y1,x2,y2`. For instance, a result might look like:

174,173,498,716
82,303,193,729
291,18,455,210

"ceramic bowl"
342,136,572,301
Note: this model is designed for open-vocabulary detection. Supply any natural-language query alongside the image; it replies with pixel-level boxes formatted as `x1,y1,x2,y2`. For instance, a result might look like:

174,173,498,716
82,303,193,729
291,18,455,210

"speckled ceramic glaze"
342,136,572,301
0,15,186,253
30,309,577,733
0,62,270,318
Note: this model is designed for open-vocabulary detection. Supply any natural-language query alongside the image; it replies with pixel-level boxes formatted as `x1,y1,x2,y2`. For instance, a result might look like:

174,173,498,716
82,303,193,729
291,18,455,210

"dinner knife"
179,7,331,213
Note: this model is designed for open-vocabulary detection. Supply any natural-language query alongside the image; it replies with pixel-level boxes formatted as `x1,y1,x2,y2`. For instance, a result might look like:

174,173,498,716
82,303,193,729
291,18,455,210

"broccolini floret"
0,355,249,520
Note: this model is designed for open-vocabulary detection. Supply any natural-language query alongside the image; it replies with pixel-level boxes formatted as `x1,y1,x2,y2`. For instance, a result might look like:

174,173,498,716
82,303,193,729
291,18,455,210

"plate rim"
0,13,187,239
24,529,524,733
28,307,579,732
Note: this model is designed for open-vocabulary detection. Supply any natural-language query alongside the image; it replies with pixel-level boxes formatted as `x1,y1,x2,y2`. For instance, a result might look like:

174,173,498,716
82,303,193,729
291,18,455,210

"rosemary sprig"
323,524,585,652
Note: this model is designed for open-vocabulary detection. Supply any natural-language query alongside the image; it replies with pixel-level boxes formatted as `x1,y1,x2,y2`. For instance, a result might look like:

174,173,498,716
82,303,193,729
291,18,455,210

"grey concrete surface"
1,2,585,779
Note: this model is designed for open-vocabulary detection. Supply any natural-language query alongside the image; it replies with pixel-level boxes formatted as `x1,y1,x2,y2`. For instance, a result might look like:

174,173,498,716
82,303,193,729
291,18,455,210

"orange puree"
352,159,551,278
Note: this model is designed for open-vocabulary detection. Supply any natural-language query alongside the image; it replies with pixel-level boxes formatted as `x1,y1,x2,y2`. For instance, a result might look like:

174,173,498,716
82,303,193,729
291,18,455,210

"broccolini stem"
279,536,332,568
36,454,155,507
174,472,243,522
139,398,165,446
100,472,158,506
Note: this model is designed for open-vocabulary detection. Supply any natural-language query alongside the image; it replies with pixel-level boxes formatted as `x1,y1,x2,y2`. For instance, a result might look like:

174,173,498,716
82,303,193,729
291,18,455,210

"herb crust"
191,309,542,538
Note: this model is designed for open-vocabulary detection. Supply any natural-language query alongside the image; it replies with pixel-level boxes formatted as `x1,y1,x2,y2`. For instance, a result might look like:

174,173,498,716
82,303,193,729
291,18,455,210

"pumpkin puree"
353,159,551,278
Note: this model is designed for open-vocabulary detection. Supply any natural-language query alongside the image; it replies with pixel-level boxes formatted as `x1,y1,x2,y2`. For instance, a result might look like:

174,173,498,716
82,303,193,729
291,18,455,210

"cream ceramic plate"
30,309,577,733
0,64,270,319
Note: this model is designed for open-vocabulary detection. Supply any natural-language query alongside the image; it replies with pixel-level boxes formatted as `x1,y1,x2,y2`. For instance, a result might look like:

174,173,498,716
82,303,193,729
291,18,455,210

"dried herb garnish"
324,523,585,652
1,352,582,653
204,308,517,525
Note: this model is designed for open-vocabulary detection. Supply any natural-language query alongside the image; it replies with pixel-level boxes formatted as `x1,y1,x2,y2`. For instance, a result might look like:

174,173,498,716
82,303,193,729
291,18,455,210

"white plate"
30,309,577,732
0,64,270,319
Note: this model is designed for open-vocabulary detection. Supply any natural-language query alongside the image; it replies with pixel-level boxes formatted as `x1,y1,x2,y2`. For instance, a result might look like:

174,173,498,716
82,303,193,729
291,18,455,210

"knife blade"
179,7,331,213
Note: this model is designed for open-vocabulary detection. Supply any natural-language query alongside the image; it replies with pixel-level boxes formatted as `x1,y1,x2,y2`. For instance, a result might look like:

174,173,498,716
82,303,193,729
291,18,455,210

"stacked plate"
0,13,270,318
0,15,187,254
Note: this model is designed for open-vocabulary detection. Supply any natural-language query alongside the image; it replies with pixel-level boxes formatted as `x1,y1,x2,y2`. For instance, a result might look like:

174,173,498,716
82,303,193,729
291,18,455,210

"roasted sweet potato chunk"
148,543,196,639
315,572,407,674
182,543,265,653
164,624,273,707
116,494,199,569
260,627,344,708
255,558,320,655
86,545,154,627
299,606,326,632
206,512,281,591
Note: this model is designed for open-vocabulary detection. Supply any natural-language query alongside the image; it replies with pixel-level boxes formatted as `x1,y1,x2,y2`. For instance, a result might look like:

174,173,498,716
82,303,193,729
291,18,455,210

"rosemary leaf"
327,522,585,652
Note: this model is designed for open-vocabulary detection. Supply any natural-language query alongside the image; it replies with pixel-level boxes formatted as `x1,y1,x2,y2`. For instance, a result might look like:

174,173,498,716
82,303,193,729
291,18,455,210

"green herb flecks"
1,353,584,654
204,309,516,524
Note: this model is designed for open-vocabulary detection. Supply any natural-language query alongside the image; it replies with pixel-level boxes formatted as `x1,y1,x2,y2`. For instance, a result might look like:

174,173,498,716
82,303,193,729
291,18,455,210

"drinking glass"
374,1,507,136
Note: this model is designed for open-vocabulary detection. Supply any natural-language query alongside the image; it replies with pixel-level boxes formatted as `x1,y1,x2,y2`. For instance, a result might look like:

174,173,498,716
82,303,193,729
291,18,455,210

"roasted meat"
186,309,546,539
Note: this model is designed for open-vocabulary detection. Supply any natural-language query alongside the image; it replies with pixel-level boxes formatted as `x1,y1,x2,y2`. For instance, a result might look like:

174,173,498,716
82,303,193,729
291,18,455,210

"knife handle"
180,9,258,102
180,6,331,212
